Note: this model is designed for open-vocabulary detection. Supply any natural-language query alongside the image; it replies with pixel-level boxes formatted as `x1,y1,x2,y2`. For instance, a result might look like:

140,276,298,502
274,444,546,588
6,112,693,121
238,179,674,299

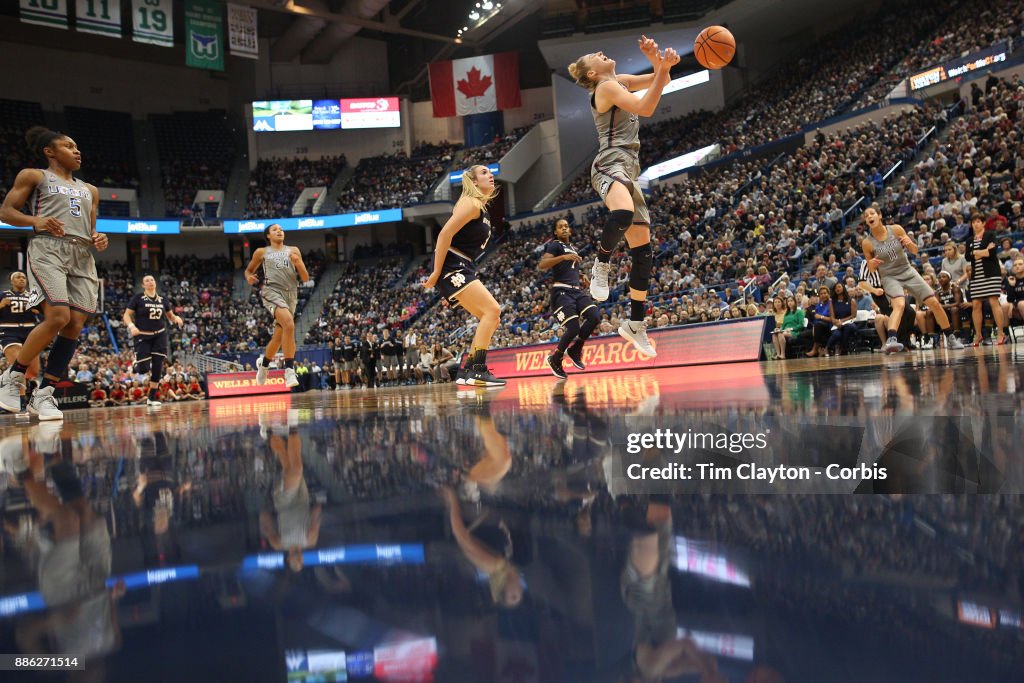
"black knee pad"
628,244,654,292
599,209,635,253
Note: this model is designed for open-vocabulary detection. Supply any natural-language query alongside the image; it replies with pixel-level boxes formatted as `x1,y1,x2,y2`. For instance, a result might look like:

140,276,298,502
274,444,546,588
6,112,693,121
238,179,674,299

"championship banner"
485,318,767,379
20,0,69,29
227,3,258,59
185,0,225,71
429,52,521,117
132,0,173,47
206,371,292,398
75,0,122,37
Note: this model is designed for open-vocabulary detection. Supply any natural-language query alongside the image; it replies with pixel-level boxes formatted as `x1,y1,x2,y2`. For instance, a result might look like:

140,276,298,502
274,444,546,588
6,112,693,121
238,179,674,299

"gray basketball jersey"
262,245,297,293
29,170,93,241
866,226,911,277
592,82,640,155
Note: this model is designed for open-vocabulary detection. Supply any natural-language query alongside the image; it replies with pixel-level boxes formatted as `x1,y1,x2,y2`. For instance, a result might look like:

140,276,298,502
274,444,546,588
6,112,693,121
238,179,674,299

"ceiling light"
469,11,479,20
482,1,493,8
463,25,468,31
454,37,463,43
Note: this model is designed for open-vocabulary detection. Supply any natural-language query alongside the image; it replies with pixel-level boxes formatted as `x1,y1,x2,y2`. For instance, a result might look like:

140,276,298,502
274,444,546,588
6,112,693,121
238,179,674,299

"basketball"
694,26,736,69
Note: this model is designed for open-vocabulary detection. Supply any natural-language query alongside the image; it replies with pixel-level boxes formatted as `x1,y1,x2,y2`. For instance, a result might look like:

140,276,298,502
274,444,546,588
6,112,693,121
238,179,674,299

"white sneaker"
255,356,269,386
618,321,657,357
589,261,611,302
944,335,965,350
0,369,25,413
147,398,163,407
27,385,63,421
883,338,904,354
284,368,299,387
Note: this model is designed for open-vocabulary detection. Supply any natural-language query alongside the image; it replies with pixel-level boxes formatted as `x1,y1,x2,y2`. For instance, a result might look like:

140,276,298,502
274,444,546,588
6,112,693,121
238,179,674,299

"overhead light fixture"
469,11,479,20
463,25,468,31
482,1,493,8
454,37,463,44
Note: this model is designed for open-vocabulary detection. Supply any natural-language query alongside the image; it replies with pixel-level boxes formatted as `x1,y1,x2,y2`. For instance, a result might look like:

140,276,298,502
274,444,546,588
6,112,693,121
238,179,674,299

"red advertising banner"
487,318,766,379
209,394,292,427
205,371,292,398
339,97,401,128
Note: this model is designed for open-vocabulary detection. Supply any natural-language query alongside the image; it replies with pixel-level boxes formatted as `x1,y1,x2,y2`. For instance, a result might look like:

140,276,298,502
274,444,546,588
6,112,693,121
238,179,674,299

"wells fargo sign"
205,371,292,398
487,318,766,379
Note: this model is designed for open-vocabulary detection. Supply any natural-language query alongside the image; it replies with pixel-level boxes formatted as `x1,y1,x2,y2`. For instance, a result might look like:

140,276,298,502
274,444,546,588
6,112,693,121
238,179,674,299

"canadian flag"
429,52,521,118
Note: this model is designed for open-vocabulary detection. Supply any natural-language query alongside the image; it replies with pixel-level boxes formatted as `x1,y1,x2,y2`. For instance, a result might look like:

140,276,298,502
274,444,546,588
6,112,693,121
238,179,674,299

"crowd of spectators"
151,111,236,217
334,142,459,213
856,0,1024,108
460,125,534,167
244,155,346,218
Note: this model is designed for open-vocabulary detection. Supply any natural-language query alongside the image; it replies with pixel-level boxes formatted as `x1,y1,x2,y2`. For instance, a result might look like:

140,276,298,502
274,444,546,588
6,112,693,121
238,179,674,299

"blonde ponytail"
568,55,597,91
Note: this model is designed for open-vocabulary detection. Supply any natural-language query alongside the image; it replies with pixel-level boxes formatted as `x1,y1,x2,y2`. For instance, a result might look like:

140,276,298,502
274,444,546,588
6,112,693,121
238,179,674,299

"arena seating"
0,98,46,205
460,125,534,167
335,142,459,213
151,110,236,217
245,155,347,218
63,106,139,189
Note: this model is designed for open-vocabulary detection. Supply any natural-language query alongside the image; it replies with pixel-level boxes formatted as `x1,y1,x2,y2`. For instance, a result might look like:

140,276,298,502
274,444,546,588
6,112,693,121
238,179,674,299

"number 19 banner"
132,0,173,47
185,0,225,71
76,0,122,37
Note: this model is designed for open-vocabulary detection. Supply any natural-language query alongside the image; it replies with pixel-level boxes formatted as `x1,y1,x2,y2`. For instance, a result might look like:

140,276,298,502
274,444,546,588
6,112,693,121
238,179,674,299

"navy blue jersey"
544,240,582,287
0,289,39,327
1005,276,1024,303
127,293,169,334
341,341,358,361
380,337,397,357
449,209,491,262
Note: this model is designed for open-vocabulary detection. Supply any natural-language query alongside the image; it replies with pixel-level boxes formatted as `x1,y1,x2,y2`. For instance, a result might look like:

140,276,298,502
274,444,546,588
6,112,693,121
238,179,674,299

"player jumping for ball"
567,36,679,358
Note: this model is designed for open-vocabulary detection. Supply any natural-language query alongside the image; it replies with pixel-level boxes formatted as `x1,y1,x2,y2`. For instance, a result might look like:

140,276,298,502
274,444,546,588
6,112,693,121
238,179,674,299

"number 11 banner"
20,0,69,30
76,0,122,38
132,0,173,47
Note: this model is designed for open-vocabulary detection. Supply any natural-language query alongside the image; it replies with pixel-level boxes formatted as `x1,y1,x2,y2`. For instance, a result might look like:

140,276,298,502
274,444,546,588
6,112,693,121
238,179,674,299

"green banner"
185,0,224,71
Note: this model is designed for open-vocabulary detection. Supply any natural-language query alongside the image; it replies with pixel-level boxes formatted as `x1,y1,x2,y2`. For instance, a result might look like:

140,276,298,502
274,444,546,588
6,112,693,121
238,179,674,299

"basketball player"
540,219,601,379
422,165,505,387
0,271,41,408
123,274,184,407
861,207,964,352
567,36,680,357
0,127,108,420
260,427,321,573
244,224,312,389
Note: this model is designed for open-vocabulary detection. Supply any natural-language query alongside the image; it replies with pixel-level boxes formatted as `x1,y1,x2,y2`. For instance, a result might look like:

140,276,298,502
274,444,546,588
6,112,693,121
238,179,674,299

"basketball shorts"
39,519,111,608
262,287,297,317
380,355,400,370
591,148,650,225
27,236,99,313
550,287,597,325
0,326,32,352
134,331,169,365
880,267,935,303
437,257,480,304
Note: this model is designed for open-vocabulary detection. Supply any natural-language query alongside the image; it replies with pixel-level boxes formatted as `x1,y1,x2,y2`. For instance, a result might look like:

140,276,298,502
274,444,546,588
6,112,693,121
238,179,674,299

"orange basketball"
694,26,735,70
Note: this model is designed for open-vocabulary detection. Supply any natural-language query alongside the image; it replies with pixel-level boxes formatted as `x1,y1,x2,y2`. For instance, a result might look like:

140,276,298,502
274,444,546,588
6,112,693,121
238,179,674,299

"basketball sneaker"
589,261,611,302
455,352,470,385
27,385,63,421
547,353,567,380
618,321,656,357
466,364,506,388
944,334,965,350
883,337,904,354
284,368,299,388
566,342,586,370
0,368,25,413
0,434,28,478
255,356,269,385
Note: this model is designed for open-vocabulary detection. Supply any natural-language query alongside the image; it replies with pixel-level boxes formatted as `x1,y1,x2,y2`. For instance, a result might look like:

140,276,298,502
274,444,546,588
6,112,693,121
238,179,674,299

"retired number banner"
75,0,122,37
132,0,173,47
228,3,258,59
20,0,69,29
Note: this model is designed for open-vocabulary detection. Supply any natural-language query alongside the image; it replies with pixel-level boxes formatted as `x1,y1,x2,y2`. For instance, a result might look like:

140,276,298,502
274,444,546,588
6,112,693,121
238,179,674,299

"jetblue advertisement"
223,209,403,234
